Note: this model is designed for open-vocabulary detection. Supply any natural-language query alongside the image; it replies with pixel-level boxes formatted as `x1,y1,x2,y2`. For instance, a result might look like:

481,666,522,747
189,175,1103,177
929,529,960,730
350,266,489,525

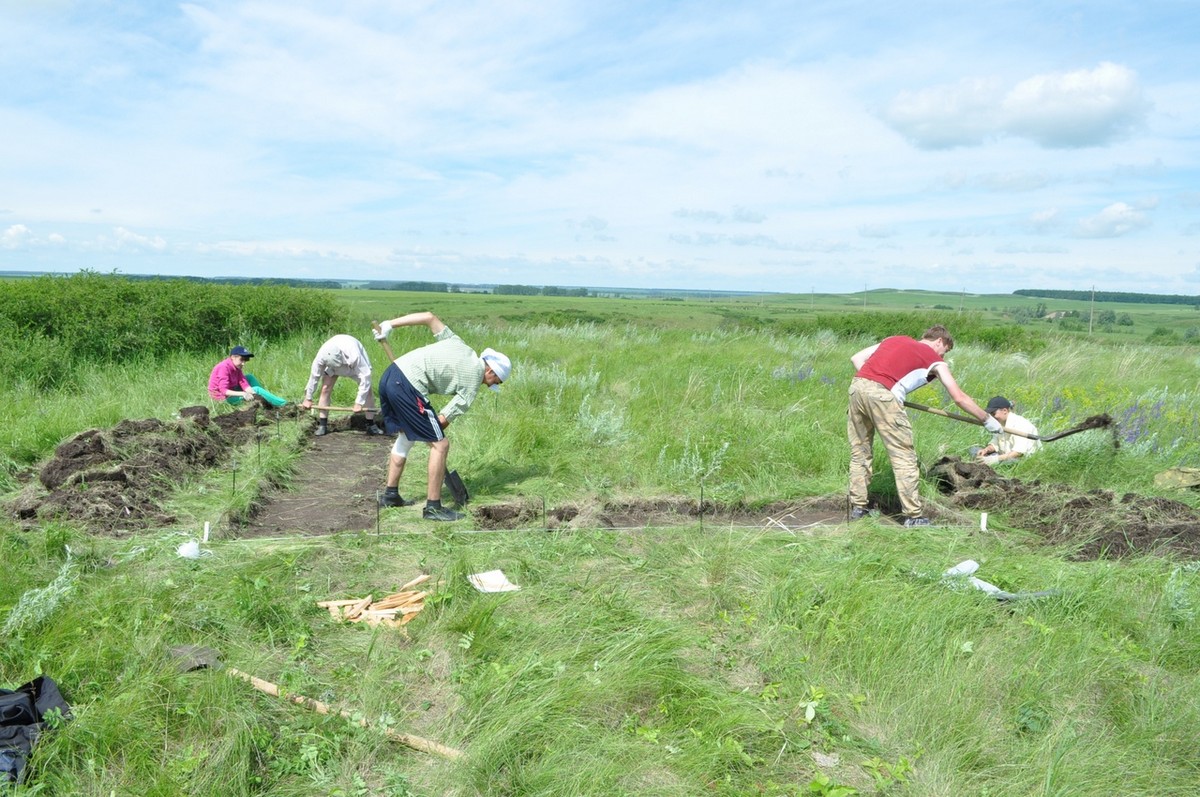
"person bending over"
847,325,1001,527
374,312,511,521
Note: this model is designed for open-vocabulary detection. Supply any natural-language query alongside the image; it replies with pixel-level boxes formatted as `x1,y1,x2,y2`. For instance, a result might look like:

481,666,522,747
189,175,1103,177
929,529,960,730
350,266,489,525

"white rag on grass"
941,560,1059,601
468,569,521,593
942,559,1004,596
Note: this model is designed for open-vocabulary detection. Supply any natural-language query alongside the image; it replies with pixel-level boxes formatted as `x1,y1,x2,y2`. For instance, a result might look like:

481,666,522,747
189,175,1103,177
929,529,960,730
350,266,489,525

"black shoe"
364,424,386,436
849,506,870,521
314,424,329,437
423,505,464,522
378,492,414,508
903,517,931,527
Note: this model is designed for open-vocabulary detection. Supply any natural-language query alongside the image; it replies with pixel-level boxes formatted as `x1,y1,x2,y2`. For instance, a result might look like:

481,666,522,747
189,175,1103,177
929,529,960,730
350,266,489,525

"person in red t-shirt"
847,325,1001,526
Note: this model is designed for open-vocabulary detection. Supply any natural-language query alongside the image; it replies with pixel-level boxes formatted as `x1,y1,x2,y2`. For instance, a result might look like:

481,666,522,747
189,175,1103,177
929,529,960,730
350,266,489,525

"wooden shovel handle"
371,321,397,362
903,401,1039,440
227,668,463,760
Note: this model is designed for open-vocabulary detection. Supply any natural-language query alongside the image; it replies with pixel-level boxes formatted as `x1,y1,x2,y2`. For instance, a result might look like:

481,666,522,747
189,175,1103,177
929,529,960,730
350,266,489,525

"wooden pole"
227,668,464,760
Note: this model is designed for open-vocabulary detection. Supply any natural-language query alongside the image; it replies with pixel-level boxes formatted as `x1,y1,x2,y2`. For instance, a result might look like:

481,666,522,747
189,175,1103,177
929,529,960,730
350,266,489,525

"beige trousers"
848,377,923,518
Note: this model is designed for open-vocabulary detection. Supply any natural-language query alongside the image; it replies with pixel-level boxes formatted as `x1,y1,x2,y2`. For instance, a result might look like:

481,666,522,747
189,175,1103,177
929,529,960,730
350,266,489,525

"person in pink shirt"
208,346,256,403
207,345,287,406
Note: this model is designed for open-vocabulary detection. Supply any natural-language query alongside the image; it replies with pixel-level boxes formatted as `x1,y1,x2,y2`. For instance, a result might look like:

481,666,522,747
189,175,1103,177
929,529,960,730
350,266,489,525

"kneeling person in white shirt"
976,396,1041,465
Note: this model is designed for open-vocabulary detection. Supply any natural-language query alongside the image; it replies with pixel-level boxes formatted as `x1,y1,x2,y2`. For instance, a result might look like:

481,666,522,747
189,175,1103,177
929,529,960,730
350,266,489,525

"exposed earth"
8,409,1200,560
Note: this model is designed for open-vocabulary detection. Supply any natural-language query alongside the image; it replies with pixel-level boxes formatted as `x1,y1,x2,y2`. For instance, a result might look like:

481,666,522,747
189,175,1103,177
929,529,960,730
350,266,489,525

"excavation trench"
9,411,1200,560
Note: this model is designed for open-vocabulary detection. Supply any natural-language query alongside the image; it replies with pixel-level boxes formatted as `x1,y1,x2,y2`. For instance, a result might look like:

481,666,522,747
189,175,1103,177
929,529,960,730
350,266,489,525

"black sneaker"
314,424,329,437
364,424,386,436
423,505,464,522
849,506,870,521
903,517,931,527
377,492,414,508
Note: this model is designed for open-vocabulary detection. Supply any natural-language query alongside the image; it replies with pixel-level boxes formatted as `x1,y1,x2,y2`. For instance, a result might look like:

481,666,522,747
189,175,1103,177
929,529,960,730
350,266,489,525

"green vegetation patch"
0,272,342,389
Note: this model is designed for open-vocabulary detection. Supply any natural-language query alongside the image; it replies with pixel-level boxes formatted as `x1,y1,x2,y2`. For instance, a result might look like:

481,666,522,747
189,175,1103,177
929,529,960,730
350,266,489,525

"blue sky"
2,1,1198,294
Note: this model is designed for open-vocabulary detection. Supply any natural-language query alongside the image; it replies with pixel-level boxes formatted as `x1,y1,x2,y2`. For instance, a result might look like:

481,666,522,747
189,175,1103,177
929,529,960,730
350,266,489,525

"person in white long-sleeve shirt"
975,395,1041,464
300,335,385,436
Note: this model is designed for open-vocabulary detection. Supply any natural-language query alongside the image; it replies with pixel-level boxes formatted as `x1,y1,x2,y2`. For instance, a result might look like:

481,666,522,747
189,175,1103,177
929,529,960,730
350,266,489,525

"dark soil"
9,403,303,534
473,496,848,531
233,418,393,537
10,409,1200,562
929,456,1200,560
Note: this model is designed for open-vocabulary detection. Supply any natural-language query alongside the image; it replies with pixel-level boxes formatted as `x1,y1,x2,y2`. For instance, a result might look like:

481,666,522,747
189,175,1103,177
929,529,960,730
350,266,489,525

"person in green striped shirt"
374,312,511,521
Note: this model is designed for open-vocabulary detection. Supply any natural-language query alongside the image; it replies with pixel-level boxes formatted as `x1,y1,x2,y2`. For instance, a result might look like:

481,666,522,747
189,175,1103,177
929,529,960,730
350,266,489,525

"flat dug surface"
237,422,393,537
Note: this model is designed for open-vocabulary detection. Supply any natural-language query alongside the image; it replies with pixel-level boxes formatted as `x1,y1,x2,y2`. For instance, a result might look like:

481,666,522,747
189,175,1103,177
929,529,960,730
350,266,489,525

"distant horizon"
6,268,1200,303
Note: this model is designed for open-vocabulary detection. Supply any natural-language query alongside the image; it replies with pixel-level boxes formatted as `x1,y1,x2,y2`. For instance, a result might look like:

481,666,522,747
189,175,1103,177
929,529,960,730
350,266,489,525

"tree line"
1014,289,1200,306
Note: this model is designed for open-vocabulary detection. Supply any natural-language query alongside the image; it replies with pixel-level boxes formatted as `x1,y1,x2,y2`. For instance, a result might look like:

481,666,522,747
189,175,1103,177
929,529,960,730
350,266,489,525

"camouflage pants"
848,377,922,518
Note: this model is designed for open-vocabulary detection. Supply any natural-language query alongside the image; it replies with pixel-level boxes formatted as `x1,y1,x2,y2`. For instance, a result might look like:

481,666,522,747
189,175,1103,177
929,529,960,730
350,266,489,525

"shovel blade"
443,469,469,507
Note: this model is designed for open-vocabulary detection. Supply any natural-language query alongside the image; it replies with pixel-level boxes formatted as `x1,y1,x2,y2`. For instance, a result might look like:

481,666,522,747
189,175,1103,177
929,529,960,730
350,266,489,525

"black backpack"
0,676,71,784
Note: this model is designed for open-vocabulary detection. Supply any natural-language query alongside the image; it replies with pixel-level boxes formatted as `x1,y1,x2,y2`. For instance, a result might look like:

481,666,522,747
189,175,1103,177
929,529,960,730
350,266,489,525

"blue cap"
230,346,254,359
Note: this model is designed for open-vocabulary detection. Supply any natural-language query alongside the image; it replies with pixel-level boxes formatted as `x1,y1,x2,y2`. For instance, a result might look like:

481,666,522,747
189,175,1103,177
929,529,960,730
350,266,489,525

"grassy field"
3,281,1200,796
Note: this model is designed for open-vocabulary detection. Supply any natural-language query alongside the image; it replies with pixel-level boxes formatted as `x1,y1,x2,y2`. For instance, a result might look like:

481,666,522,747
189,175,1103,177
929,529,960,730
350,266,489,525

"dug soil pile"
9,405,299,534
930,456,1200,561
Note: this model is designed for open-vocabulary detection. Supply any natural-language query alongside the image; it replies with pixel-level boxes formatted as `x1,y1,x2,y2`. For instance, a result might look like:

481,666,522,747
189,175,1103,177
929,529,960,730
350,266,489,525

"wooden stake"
227,669,463,760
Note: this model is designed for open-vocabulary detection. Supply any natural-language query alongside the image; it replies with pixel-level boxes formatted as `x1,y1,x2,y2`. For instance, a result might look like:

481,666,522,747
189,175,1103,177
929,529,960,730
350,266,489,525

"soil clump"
9,404,300,534
929,456,1200,560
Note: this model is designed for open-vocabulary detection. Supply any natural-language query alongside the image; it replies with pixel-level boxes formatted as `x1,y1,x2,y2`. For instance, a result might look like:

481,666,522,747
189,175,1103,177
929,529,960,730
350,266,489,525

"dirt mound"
473,496,847,531
930,456,1200,560
10,404,295,534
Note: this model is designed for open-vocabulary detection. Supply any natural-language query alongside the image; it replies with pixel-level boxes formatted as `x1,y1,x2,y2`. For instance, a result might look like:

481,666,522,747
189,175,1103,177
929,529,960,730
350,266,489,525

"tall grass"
2,285,1200,795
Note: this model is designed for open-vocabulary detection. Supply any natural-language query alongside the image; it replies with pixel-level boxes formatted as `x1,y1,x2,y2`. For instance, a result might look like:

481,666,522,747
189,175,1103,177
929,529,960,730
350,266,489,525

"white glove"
983,415,1003,433
982,454,1000,466
374,320,393,341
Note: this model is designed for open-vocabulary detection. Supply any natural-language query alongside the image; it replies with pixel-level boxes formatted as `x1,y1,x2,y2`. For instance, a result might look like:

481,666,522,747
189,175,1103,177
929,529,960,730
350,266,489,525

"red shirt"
855,336,942,401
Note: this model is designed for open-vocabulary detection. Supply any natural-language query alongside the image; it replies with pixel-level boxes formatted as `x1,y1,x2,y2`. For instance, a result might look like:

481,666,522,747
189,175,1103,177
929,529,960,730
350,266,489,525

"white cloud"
674,208,725,222
111,226,166,252
1024,208,1062,234
1073,202,1151,238
1003,62,1149,148
883,77,1005,148
673,206,766,224
1,224,33,249
885,63,1149,149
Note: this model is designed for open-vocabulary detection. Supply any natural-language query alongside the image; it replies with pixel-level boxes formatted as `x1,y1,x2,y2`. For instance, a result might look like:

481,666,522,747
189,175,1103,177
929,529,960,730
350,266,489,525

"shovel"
168,645,463,760
904,401,1113,442
443,469,469,507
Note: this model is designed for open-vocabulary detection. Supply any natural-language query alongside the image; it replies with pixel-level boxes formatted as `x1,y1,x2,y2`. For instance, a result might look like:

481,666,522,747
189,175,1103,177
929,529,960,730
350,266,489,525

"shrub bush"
777,311,1046,353
1,273,342,388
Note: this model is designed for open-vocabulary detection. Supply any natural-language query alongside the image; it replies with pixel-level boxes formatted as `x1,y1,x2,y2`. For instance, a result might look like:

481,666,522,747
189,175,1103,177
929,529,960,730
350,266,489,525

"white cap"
481,348,511,391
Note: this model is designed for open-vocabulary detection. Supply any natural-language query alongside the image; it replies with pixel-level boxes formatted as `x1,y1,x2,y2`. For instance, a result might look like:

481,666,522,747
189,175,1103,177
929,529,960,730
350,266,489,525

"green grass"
3,285,1200,795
